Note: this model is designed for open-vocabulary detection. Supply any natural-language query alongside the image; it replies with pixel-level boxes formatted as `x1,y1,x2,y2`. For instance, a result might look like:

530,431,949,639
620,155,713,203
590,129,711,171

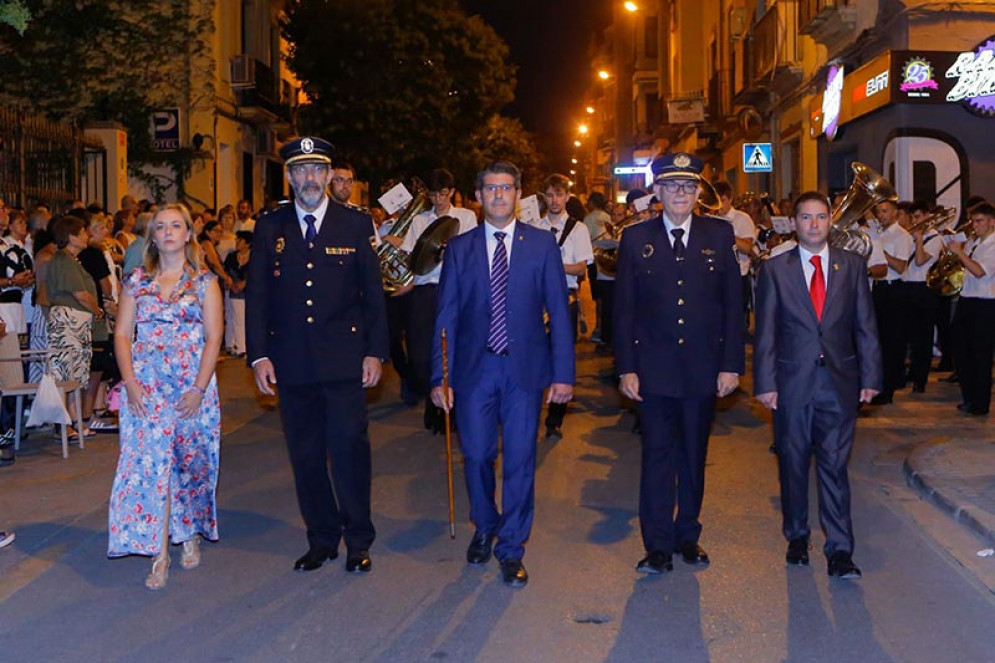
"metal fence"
0,108,105,211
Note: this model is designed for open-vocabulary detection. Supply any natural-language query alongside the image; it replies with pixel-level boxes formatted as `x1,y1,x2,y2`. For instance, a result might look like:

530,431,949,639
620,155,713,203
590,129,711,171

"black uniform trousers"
385,290,410,384
598,279,615,347
904,282,938,390
637,393,715,554
279,379,375,552
952,296,995,414
545,290,578,429
775,366,855,557
935,294,955,370
873,281,907,395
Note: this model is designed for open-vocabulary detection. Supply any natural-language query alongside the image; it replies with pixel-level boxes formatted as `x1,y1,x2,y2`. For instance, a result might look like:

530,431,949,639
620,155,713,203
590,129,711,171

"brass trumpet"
592,212,637,277
926,216,975,297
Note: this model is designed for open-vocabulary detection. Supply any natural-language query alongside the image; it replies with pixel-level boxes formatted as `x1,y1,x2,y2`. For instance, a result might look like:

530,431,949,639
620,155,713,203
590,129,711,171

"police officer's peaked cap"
280,136,335,166
651,152,705,183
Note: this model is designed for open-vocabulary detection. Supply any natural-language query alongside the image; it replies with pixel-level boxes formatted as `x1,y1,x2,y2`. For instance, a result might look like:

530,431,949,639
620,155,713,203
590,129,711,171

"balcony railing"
752,3,800,83
230,55,293,123
799,0,851,34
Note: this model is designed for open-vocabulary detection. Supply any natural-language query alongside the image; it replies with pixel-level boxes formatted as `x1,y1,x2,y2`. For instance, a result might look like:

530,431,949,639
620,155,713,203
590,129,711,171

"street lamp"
624,2,638,11
571,158,578,164
586,106,595,114
578,124,589,135
598,70,611,81
573,140,582,147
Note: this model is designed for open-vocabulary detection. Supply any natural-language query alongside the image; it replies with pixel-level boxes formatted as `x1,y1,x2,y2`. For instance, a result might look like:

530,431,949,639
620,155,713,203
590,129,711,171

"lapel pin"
642,244,654,258
275,237,285,254
833,262,840,272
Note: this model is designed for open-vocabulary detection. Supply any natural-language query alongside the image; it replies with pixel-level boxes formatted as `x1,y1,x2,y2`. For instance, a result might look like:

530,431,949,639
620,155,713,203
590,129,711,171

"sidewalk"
905,437,995,548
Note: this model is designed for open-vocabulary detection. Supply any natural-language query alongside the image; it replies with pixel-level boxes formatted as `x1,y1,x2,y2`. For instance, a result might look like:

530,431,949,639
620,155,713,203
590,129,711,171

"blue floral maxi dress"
108,268,221,557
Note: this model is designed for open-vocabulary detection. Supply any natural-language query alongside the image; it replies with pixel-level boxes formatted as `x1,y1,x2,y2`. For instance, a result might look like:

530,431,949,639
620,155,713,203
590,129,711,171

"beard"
294,183,326,210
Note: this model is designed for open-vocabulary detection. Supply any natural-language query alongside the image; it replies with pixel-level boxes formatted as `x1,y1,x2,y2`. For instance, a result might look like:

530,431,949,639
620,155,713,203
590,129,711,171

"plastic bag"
26,373,72,426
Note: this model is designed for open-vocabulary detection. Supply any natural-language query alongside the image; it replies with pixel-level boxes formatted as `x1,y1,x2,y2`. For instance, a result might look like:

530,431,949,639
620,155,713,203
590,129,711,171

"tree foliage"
282,0,516,190
458,115,547,195
0,1,30,33
0,0,216,203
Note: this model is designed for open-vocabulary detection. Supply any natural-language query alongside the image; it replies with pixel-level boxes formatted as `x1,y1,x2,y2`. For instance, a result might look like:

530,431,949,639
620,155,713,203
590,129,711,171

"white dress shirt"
875,222,914,281
960,232,995,299
531,211,594,289
798,243,830,290
902,233,944,283
719,206,756,276
294,197,329,239
485,220,516,270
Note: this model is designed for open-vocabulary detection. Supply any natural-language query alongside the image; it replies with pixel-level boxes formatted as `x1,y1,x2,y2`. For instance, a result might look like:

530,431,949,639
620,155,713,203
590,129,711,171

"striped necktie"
487,231,509,354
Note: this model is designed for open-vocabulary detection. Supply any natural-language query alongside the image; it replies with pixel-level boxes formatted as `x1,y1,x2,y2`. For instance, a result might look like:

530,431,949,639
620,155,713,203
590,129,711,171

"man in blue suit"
431,161,574,588
615,153,744,574
754,192,881,578
246,136,389,574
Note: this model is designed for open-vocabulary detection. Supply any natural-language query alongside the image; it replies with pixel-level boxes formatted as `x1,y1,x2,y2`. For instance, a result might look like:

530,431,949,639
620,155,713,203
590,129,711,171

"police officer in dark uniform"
246,136,389,573
614,153,744,574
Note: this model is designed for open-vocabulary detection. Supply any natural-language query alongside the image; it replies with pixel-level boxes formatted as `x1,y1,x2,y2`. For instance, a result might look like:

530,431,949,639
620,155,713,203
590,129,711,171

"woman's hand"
125,381,147,418
176,390,204,419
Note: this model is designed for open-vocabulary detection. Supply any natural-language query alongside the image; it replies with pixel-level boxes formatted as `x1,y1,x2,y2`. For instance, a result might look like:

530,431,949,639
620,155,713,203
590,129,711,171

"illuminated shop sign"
822,64,844,140
810,36,995,136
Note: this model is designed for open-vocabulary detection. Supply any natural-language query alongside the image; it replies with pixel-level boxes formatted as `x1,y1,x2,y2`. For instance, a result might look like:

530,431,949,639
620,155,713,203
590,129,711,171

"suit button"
350,326,357,333
678,298,685,306
678,318,685,325
306,316,314,324
306,280,313,287
678,338,685,345
677,279,684,286
307,262,314,269
306,299,313,306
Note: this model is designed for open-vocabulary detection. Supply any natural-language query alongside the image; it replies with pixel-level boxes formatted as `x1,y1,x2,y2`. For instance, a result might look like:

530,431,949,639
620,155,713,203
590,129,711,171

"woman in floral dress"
108,203,223,590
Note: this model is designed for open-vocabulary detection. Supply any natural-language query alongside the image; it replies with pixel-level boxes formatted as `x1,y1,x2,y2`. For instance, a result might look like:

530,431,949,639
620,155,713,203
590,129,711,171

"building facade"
590,0,995,216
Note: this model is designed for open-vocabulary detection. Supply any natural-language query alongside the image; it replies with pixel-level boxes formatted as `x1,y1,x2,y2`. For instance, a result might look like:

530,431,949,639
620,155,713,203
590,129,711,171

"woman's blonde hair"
144,203,203,274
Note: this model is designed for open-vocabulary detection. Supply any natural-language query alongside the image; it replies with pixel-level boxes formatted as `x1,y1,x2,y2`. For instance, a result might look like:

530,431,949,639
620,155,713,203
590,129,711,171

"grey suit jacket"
753,246,882,415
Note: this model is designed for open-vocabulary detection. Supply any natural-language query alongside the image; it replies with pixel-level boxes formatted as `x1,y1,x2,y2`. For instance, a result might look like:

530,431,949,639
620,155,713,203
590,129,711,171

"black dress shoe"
294,547,338,571
345,549,372,573
870,393,893,405
786,538,810,566
827,552,861,579
499,558,528,587
636,551,673,574
545,425,562,440
678,542,710,566
466,532,494,565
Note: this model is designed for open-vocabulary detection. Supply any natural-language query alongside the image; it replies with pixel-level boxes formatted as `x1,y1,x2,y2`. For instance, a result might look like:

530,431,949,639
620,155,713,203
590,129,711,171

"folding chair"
0,334,85,459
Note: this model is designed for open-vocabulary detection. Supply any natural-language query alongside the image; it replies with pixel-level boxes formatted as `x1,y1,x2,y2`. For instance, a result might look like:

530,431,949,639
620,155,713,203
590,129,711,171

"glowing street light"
573,140,582,147
586,106,595,114
571,158,578,164
569,169,576,175
624,2,639,11
578,124,589,135
598,70,611,81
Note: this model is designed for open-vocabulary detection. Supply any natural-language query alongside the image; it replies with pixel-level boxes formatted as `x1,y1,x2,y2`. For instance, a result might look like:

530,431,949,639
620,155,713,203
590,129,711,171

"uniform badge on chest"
275,237,285,254
642,244,654,259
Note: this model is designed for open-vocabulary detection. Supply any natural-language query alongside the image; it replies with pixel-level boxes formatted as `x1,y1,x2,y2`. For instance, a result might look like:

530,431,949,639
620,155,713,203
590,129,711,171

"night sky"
460,0,611,166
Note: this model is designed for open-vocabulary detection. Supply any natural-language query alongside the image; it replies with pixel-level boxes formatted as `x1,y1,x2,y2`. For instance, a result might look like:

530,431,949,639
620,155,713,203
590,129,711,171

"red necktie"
809,255,826,321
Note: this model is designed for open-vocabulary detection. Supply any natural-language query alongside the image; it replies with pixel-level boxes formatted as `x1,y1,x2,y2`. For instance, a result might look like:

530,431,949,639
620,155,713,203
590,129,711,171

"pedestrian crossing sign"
743,143,773,173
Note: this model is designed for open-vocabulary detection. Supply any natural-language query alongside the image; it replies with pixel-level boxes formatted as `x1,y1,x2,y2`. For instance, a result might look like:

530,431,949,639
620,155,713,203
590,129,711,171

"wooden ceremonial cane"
441,328,456,540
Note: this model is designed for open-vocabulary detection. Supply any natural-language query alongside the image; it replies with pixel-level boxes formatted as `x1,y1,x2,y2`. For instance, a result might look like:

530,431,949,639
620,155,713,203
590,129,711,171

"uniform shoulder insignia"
347,203,370,215
257,201,291,220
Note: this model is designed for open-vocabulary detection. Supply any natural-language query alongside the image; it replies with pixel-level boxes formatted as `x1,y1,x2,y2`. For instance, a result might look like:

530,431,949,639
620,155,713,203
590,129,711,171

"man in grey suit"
754,191,882,579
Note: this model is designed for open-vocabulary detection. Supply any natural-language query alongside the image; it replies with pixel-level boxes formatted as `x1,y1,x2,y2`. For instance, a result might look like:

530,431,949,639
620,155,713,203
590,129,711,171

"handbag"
26,372,72,426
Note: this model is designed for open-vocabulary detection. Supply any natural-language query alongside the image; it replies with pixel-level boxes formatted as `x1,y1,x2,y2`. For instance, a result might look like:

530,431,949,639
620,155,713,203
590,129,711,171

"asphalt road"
1,342,994,662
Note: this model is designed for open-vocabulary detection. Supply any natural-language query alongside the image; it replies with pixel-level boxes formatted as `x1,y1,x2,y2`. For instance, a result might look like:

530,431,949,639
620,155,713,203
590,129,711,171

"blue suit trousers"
455,352,543,561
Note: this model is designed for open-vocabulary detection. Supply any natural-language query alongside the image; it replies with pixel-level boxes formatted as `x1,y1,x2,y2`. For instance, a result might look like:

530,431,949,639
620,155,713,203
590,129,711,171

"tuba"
592,212,636,277
377,179,430,292
829,162,898,259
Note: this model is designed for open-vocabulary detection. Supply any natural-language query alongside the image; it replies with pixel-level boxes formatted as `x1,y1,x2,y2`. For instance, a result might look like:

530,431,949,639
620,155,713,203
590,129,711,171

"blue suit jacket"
431,221,574,392
614,214,745,397
245,202,389,386
753,246,882,415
